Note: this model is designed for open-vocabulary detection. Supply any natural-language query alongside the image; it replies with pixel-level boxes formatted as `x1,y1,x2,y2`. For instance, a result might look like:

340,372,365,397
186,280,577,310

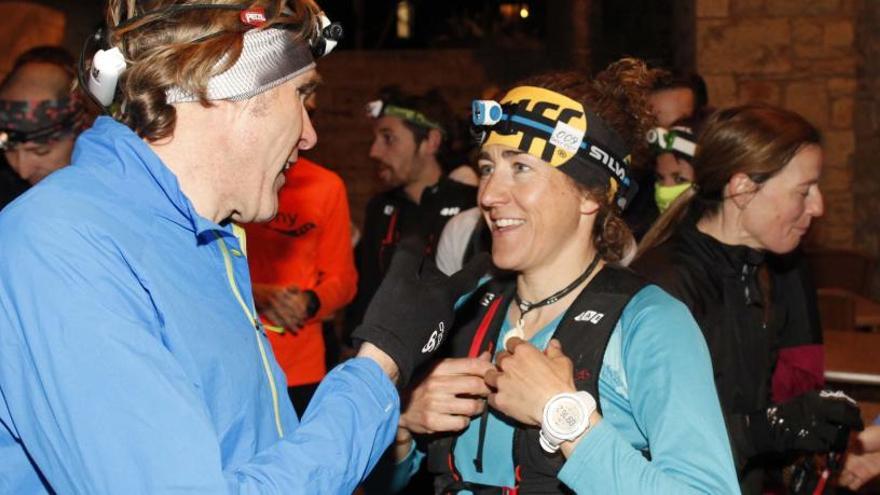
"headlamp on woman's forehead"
646,126,697,159
365,99,445,132
471,86,638,210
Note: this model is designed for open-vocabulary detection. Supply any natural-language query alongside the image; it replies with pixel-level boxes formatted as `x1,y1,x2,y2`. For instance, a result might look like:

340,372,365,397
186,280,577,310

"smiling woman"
381,59,741,495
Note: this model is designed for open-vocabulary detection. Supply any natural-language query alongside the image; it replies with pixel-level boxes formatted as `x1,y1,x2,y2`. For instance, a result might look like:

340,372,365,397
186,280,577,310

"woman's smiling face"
477,143,592,273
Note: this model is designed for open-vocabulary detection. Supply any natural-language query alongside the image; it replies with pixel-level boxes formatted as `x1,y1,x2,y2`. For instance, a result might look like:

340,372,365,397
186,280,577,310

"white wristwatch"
539,391,597,453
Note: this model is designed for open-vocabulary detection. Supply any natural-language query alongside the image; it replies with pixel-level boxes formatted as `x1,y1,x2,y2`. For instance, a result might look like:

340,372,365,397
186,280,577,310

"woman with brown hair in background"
632,104,864,494
377,59,739,494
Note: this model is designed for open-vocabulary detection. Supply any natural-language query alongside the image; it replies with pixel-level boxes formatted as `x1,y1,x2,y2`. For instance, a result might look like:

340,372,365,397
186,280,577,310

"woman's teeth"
494,218,525,228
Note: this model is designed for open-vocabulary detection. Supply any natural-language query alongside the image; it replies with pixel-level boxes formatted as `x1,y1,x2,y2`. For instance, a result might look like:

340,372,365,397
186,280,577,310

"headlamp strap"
368,101,444,132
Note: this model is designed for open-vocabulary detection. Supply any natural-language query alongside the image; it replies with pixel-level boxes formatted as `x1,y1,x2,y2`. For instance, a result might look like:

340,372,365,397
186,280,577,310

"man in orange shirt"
245,157,357,416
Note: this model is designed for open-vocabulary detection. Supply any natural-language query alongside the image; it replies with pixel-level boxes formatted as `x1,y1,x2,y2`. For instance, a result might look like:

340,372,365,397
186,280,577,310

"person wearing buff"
646,115,702,215
0,46,91,208
346,86,477,338
0,1,489,493
379,61,739,494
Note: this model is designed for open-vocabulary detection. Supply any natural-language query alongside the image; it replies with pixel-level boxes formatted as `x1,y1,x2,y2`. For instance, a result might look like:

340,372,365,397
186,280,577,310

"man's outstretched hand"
352,238,490,386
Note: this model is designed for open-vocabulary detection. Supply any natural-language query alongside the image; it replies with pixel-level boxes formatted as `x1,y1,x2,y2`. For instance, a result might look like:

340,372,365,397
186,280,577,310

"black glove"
352,238,491,386
746,389,864,455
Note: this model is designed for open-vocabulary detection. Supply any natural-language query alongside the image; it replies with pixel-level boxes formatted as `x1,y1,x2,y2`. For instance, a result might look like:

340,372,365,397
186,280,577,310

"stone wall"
854,0,880,297
696,0,860,249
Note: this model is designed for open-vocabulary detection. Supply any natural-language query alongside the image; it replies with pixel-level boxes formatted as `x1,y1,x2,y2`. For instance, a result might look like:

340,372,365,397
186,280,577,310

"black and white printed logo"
574,310,604,324
479,292,496,307
421,322,446,353
383,204,395,216
440,207,461,217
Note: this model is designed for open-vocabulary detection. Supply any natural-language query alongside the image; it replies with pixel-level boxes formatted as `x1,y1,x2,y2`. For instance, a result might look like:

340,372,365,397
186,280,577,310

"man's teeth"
494,218,525,228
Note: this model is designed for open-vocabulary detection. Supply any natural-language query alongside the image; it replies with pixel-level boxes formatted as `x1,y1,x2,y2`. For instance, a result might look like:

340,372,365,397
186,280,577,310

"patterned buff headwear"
473,86,637,210
165,27,317,104
0,94,87,150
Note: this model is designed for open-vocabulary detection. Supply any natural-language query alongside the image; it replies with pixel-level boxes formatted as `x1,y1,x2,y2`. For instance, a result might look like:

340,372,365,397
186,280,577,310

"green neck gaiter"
654,182,692,213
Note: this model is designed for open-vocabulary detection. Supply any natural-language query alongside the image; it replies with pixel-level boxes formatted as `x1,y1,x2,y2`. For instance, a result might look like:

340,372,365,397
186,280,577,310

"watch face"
547,396,587,437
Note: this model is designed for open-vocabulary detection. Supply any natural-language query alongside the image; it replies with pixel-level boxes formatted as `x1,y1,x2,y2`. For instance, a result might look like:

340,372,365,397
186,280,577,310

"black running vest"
426,265,647,494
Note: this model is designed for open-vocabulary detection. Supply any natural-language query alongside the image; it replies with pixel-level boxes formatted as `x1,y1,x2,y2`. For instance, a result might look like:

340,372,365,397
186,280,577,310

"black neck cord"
514,254,601,317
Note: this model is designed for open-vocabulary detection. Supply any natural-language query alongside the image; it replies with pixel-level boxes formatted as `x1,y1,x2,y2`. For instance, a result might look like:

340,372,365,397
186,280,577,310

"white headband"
165,27,315,104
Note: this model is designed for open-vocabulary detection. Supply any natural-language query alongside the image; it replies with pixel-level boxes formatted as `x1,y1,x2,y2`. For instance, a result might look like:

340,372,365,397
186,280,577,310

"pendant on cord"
503,255,601,350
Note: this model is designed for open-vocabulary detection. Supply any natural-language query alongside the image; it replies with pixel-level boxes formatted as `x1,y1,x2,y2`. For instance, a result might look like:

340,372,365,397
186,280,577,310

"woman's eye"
675,176,689,184
513,162,531,173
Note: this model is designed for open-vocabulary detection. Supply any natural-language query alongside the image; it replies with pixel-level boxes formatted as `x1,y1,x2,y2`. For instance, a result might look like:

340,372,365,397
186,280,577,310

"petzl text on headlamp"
365,100,445,132
472,86,637,210
646,126,697,159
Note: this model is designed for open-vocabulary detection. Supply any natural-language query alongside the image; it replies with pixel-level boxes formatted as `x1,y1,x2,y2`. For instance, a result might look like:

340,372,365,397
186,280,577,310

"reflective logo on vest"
574,310,604,324
421,322,446,353
479,293,496,307
383,205,395,215
440,207,461,217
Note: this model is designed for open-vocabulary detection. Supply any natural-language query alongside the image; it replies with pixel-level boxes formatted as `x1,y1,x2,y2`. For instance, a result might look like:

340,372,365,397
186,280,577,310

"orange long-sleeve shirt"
244,159,357,386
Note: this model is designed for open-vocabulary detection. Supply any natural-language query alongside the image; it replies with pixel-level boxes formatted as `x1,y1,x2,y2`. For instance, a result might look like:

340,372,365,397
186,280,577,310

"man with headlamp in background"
346,87,477,339
0,1,487,493
0,46,89,209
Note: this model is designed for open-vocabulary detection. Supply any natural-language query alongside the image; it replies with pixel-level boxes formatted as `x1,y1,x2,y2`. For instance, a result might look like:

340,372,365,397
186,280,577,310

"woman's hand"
485,338,577,426
399,353,494,435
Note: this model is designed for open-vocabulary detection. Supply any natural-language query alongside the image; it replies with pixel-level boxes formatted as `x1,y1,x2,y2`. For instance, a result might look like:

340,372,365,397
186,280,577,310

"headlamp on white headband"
646,126,697,158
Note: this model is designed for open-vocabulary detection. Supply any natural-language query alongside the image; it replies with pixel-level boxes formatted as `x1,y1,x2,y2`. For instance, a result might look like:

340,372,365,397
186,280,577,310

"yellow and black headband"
472,86,636,210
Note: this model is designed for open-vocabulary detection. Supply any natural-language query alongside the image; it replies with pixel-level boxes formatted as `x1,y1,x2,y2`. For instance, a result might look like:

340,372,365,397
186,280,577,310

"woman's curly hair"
515,59,660,262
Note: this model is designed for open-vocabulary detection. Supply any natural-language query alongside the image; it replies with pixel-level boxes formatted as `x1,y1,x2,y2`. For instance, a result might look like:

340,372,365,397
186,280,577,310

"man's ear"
419,128,443,155
727,172,758,209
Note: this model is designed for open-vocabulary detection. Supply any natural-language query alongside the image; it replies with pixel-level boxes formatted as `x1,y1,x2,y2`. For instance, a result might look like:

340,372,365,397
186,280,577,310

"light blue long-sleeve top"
391,285,741,494
0,117,398,494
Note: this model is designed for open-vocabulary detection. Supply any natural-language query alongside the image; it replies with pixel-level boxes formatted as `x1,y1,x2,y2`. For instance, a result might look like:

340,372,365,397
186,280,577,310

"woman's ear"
726,172,758,209
580,194,600,216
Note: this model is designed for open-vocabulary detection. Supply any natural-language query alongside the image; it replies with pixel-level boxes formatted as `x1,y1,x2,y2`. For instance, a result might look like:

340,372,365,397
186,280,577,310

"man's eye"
29,147,51,156
478,163,493,176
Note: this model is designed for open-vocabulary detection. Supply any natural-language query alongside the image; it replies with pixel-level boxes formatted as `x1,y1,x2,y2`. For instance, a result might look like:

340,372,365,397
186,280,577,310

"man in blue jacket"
0,2,484,493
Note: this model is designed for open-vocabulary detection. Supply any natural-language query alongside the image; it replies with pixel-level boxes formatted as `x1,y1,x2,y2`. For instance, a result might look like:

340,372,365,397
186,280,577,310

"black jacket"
0,160,28,211
346,177,477,337
632,211,822,493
